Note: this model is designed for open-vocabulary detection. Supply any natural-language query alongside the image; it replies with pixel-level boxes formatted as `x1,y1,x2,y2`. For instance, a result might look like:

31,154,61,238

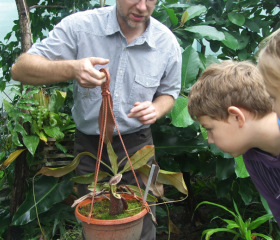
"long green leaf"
181,45,201,88
248,213,273,230
71,171,110,184
202,228,239,240
195,201,236,218
0,149,26,170
251,233,273,240
107,141,118,175
120,145,155,174
36,152,97,177
138,164,188,195
12,175,73,225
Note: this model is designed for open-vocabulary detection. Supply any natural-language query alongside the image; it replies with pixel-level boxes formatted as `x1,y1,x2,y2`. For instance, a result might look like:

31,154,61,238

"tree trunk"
7,1,31,239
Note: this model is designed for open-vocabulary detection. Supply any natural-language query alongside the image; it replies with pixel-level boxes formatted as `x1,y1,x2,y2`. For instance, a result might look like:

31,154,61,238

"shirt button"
146,82,149,86
115,93,119,97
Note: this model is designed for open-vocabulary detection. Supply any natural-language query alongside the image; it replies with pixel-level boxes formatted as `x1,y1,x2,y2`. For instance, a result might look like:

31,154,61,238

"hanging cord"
87,68,146,223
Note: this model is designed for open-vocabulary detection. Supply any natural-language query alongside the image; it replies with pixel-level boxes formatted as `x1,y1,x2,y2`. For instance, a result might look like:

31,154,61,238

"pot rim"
75,193,149,225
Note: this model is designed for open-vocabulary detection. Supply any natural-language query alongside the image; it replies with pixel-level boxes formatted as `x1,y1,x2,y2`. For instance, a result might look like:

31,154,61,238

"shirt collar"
104,5,156,49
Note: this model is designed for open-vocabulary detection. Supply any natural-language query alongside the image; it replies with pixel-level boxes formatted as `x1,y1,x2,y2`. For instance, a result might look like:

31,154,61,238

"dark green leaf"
12,175,73,225
23,135,40,156
228,12,245,26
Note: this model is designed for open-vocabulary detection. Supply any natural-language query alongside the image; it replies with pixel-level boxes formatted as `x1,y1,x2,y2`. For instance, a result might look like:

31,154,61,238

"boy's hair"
188,60,273,121
258,28,280,88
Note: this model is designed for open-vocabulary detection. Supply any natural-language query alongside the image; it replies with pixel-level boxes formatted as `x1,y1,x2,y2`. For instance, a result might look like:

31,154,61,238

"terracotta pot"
75,194,149,240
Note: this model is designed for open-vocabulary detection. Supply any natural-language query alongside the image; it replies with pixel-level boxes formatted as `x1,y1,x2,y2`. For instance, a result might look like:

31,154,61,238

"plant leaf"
228,12,245,27
23,135,40,156
186,5,207,21
0,149,26,170
138,164,188,195
251,233,273,240
248,213,273,230
71,171,110,184
171,97,194,127
234,156,249,178
107,141,118,175
12,175,73,225
120,145,155,174
36,152,96,177
202,228,240,240
125,185,157,202
185,25,225,41
195,201,236,218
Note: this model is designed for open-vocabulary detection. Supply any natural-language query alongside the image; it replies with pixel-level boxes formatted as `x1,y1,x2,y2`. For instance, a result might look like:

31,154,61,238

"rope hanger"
87,68,145,222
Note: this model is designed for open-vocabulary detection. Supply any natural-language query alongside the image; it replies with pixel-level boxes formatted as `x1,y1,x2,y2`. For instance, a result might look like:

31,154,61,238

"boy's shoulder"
243,148,280,168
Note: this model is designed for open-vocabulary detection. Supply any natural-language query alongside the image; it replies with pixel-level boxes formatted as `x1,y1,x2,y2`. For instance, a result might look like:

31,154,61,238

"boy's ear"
227,106,245,127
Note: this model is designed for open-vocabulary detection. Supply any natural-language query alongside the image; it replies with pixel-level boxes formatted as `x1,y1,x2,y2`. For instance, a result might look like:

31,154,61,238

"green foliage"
12,174,74,225
3,85,75,156
194,200,274,240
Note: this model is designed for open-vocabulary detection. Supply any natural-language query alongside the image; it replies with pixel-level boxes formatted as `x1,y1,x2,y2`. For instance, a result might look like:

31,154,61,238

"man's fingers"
89,57,110,66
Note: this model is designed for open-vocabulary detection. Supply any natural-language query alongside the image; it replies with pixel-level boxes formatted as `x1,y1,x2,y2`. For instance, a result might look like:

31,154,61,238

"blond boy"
188,60,280,226
258,28,280,119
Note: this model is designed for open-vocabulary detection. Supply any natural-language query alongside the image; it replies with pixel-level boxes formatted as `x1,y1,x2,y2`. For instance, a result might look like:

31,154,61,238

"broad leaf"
186,5,207,21
234,156,249,178
23,135,40,156
222,31,239,50
170,97,194,127
43,126,64,141
120,145,155,173
228,12,245,27
49,90,66,113
181,45,201,88
185,26,225,41
12,175,73,225
163,7,178,26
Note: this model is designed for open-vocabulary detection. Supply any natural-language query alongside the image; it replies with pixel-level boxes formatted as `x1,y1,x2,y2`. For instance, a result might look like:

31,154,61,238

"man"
11,0,182,239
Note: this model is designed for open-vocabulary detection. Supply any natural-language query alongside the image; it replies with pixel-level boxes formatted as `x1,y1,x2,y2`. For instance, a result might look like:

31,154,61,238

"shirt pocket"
128,74,160,104
76,84,102,100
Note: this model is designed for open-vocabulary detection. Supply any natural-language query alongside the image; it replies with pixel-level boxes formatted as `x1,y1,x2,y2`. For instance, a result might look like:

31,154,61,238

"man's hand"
74,57,110,88
11,53,110,86
127,101,157,125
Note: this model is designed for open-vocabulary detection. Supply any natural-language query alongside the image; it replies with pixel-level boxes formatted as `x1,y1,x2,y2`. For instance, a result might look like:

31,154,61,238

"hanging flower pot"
75,193,149,240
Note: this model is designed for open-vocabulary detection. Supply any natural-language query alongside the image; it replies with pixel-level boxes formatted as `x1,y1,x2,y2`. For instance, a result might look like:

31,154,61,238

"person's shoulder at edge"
148,17,181,51
243,148,280,162
67,5,114,19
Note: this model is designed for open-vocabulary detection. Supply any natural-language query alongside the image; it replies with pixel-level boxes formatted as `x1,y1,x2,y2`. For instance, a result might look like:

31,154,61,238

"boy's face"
265,81,280,119
199,115,249,157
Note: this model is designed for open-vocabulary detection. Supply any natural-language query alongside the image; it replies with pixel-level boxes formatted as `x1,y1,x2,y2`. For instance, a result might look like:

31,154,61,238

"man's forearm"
153,95,175,120
11,53,76,85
